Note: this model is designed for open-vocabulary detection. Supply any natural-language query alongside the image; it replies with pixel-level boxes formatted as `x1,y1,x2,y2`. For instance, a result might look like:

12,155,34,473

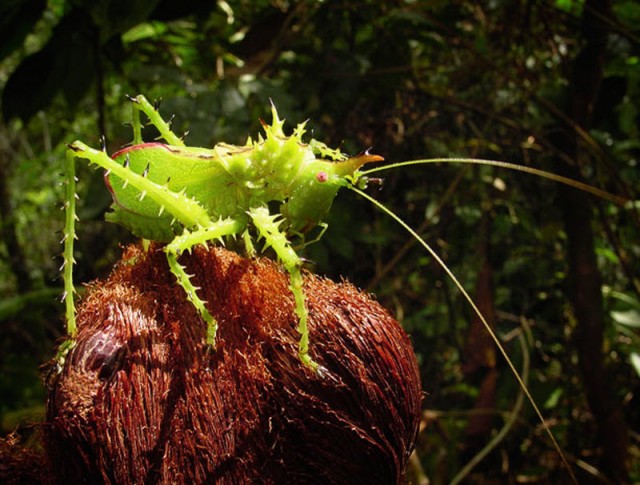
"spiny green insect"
60,95,626,482
59,94,383,372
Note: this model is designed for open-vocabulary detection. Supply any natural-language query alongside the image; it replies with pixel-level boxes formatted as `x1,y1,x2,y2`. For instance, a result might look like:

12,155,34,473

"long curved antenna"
362,158,629,206
349,185,578,484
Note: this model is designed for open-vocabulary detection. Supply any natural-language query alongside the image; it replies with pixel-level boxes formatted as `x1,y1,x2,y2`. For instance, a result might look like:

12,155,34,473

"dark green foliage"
0,0,47,62
3,9,97,122
1,0,639,482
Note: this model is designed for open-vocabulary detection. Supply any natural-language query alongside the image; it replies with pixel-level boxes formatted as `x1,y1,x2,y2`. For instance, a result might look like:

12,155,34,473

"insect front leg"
248,207,318,372
165,218,245,346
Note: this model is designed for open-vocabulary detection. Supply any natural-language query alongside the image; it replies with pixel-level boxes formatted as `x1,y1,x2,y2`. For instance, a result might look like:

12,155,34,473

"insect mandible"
59,95,627,482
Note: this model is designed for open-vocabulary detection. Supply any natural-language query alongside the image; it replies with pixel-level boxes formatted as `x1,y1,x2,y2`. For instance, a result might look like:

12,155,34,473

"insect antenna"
348,184,578,484
362,158,629,206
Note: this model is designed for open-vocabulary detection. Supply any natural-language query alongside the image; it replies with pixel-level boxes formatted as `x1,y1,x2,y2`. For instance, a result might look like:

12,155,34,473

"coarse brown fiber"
45,244,421,484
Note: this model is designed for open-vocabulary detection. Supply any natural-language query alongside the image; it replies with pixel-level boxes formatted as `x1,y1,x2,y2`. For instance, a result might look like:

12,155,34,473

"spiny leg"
62,142,235,354
56,150,80,365
165,218,245,346
130,95,185,146
62,151,78,336
248,207,318,372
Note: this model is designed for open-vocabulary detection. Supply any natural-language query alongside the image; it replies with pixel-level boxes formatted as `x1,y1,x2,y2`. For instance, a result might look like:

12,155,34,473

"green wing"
106,143,231,240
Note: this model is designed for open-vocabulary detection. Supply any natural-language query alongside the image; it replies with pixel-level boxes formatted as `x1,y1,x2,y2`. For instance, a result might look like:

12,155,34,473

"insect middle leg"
129,95,184,146
165,218,245,346
248,207,318,372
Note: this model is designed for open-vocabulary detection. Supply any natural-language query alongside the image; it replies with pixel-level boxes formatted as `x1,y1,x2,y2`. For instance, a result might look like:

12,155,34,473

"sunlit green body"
61,95,380,371
106,137,367,241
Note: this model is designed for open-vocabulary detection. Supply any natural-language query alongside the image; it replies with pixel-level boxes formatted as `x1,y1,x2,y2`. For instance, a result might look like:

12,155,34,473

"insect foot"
46,243,421,484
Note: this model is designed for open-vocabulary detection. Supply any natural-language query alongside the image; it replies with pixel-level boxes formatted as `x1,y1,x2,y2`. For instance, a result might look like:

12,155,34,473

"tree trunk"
554,0,629,481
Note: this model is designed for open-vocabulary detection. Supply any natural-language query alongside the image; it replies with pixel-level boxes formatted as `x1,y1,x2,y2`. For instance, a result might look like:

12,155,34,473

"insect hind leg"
165,218,245,346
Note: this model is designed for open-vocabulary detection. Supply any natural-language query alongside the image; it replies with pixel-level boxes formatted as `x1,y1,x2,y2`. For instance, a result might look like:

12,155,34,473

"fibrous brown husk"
46,244,421,484
0,433,50,484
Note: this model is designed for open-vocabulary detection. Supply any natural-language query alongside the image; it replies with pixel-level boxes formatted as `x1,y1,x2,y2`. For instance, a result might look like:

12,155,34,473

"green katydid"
59,94,627,482
60,95,384,370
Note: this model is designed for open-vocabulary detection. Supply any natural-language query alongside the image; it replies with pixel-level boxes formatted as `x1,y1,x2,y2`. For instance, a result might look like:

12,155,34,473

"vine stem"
451,319,530,484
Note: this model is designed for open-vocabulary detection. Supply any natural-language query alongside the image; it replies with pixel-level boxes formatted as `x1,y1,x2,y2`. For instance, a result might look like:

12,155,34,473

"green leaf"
544,388,564,410
611,309,640,328
0,288,61,321
630,353,640,379
0,0,46,61
122,21,167,44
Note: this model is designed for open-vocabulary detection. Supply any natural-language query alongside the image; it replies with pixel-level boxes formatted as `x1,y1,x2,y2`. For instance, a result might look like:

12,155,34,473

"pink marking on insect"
316,171,329,183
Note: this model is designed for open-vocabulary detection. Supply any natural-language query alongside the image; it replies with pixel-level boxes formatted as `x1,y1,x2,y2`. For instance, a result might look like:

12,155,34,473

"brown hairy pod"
45,244,421,484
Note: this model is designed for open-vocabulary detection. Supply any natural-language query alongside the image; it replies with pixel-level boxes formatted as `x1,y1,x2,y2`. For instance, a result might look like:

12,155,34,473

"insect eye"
316,171,329,183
